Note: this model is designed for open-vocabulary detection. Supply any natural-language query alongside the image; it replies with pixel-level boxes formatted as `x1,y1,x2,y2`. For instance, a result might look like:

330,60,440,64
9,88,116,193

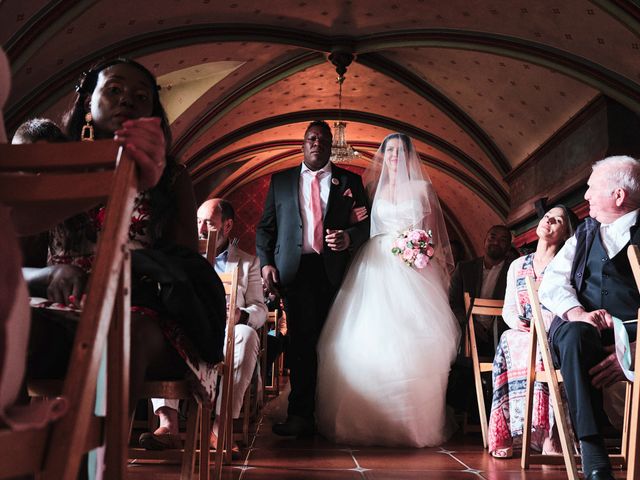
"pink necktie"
310,171,323,253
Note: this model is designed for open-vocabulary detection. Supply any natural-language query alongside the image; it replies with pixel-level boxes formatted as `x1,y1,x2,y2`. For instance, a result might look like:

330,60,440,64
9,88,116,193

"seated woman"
488,205,578,458
0,51,167,430
21,58,226,420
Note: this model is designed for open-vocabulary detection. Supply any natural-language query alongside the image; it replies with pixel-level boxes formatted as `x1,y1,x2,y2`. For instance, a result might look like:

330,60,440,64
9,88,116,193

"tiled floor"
128,385,627,479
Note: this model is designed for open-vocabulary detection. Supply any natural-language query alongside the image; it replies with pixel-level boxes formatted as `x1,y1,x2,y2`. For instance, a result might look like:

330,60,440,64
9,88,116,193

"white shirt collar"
603,209,639,236
301,161,332,177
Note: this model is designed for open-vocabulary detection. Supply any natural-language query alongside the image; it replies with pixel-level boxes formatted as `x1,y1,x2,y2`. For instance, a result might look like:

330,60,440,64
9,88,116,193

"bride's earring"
81,112,94,142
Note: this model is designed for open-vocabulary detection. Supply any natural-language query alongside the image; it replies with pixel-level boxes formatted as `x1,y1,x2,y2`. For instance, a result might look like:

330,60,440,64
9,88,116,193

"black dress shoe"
272,415,315,437
585,469,614,480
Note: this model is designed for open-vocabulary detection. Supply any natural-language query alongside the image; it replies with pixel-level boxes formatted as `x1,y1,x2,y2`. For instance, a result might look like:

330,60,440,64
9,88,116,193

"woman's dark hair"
380,133,414,157
13,118,67,143
551,204,579,239
63,58,171,149
62,58,177,244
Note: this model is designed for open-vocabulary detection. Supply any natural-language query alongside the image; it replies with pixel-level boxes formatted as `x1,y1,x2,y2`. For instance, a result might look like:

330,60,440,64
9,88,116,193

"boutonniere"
331,178,339,186
343,188,353,198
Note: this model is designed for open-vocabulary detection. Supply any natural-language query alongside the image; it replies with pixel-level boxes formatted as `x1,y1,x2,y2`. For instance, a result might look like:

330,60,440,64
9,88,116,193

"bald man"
142,198,267,452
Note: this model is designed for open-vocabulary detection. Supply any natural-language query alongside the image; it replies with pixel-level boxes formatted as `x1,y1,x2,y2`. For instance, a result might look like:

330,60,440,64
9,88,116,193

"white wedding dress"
316,197,461,447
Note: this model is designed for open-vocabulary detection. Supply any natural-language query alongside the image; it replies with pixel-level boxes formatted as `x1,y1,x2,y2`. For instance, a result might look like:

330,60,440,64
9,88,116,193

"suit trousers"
282,253,337,420
552,321,637,439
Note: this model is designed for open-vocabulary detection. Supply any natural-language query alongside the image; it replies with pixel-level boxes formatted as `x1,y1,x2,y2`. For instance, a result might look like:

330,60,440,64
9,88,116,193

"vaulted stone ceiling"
2,0,639,253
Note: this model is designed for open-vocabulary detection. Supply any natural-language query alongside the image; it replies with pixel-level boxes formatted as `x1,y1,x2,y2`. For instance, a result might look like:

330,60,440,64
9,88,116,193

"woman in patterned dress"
488,205,578,458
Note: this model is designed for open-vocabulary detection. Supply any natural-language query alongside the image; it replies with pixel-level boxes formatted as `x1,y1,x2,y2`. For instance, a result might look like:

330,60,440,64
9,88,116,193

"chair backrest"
0,140,138,479
199,227,218,265
463,292,503,357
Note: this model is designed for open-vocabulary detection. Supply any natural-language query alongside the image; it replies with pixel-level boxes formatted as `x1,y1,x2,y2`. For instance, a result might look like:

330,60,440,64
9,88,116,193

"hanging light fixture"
329,50,359,164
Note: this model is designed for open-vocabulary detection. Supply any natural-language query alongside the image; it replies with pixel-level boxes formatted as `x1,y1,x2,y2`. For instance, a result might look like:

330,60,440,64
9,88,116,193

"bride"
316,133,461,447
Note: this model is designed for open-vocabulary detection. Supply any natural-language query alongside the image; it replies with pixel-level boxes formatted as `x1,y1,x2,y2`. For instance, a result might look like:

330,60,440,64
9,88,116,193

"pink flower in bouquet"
426,244,435,257
414,253,429,269
394,238,406,250
402,248,415,261
409,230,423,243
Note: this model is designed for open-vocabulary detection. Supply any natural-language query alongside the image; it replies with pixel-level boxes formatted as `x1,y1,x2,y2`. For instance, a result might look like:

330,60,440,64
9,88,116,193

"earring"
81,112,94,142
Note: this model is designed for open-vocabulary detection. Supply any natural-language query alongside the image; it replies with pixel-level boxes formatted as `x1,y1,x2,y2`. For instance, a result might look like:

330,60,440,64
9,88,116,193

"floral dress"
47,192,219,406
487,253,554,453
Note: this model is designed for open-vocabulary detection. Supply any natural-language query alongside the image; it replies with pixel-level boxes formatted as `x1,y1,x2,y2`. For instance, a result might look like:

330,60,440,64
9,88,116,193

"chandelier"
329,50,359,164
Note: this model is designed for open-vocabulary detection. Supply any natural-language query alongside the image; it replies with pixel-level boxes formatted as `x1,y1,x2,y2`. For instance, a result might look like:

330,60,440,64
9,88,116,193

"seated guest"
539,156,640,480
21,58,226,419
142,198,267,452
488,205,577,458
12,119,67,269
449,225,512,355
0,50,167,429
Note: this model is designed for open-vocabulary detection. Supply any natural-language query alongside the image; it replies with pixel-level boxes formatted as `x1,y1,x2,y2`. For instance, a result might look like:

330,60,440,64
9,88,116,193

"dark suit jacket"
256,163,370,287
448,256,509,326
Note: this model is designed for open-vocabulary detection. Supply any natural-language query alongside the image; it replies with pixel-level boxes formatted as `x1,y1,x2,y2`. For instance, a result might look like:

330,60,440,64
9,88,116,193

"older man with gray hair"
539,155,640,480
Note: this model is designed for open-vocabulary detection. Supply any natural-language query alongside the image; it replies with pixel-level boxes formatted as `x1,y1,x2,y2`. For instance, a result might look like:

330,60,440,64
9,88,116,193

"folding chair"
464,292,503,448
521,276,632,479
626,244,640,480
213,267,240,480
0,140,137,479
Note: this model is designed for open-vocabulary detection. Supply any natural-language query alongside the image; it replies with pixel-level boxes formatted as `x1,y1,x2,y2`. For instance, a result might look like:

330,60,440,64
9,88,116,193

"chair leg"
521,318,539,469
181,399,200,480
200,404,211,480
468,317,488,448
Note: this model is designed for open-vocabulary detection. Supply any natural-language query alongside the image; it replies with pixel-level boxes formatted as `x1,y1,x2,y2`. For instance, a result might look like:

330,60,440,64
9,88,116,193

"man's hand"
261,265,280,296
566,306,612,332
325,229,351,252
589,345,626,388
47,264,87,306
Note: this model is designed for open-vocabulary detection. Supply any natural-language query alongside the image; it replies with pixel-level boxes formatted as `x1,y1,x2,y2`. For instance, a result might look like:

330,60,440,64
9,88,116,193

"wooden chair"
463,292,504,448
521,276,632,479
0,140,137,479
129,267,239,480
213,267,240,479
128,382,207,480
626,244,640,480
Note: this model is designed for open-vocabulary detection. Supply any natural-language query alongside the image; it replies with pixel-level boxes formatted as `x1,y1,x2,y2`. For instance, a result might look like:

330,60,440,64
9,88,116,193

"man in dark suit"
540,156,640,480
448,224,512,355
256,120,370,436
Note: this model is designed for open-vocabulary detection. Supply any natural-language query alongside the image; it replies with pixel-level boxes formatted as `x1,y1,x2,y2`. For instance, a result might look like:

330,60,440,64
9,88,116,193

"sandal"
490,446,513,459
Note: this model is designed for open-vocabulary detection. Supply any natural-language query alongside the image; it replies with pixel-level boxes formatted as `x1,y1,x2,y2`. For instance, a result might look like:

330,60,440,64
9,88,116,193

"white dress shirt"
299,161,332,254
539,209,640,318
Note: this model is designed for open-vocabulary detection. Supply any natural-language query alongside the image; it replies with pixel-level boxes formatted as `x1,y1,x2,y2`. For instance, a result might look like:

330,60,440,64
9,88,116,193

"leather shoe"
585,469,614,480
272,415,315,437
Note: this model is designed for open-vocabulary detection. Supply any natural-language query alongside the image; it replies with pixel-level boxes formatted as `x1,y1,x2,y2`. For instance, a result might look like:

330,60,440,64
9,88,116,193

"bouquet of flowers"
391,228,435,269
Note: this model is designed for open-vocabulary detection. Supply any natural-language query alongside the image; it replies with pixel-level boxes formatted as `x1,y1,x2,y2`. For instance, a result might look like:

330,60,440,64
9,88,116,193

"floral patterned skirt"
488,329,553,453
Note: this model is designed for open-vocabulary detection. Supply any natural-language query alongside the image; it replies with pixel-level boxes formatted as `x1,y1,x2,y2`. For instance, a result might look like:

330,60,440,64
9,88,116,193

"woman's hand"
350,206,369,224
114,117,166,190
47,264,87,306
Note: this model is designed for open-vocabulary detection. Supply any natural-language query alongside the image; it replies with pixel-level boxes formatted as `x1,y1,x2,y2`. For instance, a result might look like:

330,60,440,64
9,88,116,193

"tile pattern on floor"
128,385,627,479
